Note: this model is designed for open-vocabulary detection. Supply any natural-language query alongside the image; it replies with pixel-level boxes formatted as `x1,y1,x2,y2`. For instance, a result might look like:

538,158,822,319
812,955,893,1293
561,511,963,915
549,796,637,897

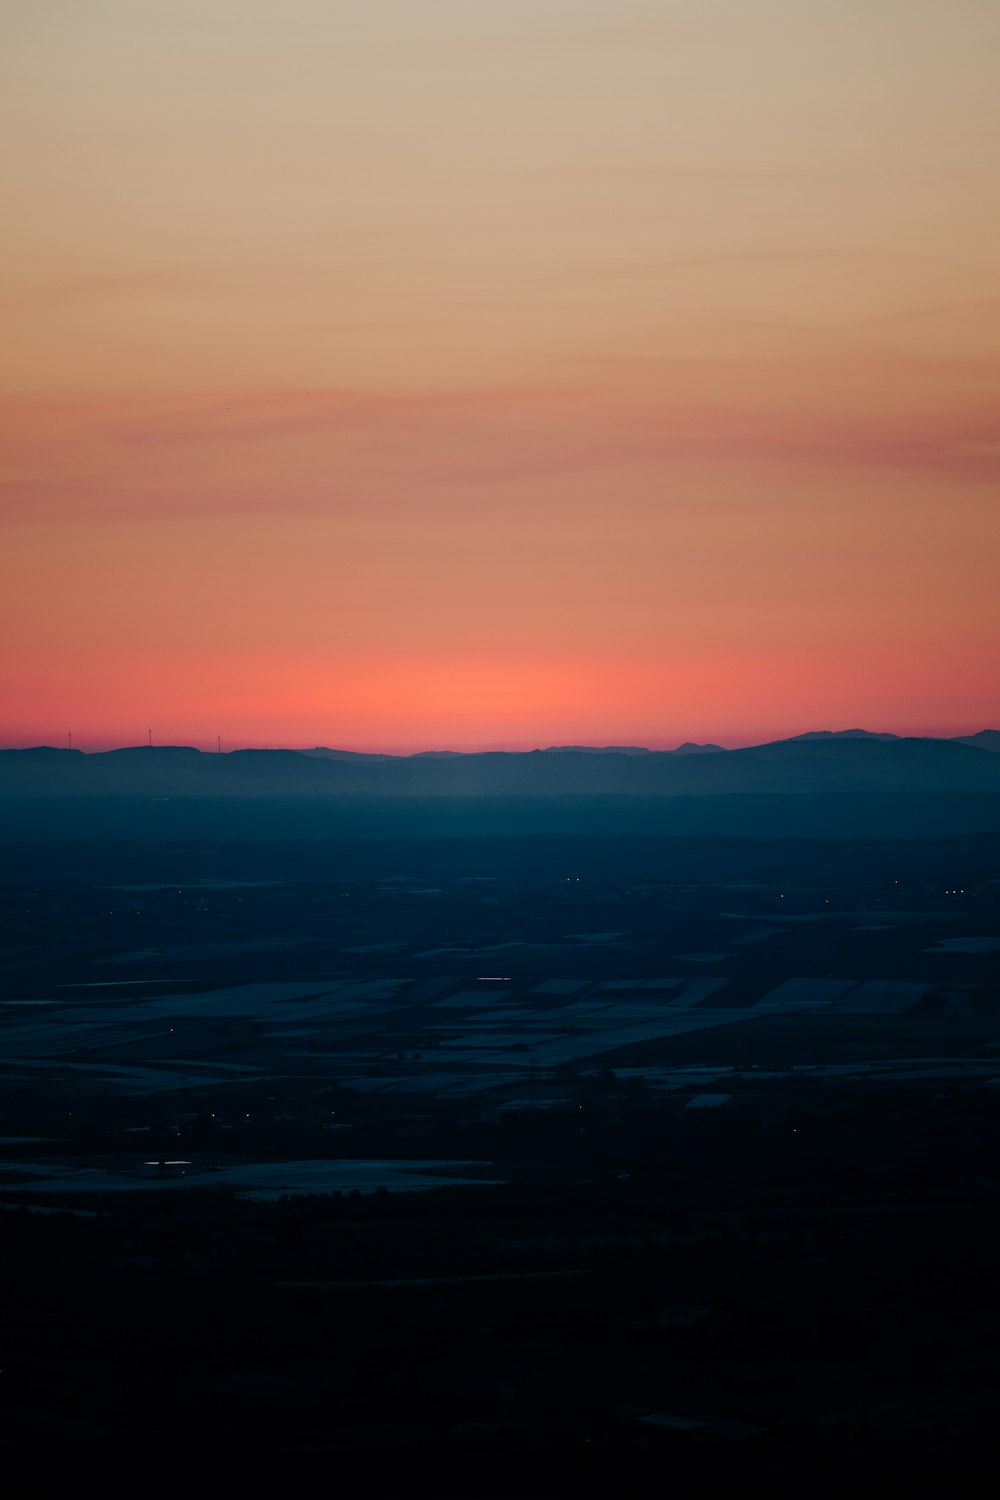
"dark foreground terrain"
2,829,1000,1494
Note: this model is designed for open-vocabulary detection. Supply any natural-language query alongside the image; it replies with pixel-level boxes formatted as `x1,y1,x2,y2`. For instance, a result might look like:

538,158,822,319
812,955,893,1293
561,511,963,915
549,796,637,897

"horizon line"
3,724,996,757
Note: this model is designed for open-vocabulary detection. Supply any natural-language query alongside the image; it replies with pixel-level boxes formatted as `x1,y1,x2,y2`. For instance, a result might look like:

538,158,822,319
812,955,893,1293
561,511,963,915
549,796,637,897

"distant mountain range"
2,730,999,840
289,729,1000,762
2,731,999,801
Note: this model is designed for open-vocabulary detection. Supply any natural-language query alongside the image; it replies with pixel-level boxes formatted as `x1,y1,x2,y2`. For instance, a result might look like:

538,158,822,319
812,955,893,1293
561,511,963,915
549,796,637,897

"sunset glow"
3,1,998,749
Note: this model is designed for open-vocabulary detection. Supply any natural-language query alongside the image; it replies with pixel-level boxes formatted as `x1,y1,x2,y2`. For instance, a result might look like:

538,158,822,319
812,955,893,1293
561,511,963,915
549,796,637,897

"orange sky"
2,1,998,750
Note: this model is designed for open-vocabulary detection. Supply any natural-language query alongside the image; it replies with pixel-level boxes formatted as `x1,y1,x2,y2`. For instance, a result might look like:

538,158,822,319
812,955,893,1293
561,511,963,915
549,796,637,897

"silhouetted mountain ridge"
541,745,652,755
2,732,999,804
786,728,901,742
952,730,1000,753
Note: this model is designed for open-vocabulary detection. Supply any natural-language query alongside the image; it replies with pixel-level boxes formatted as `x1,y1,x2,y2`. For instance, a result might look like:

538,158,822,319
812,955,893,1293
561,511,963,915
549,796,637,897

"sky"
2,0,998,751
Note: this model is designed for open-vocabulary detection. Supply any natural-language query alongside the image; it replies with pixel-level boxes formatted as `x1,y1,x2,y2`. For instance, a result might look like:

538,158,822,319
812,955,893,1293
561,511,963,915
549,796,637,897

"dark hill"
299,746,399,762
787,728,900,742
952,729,1000,753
